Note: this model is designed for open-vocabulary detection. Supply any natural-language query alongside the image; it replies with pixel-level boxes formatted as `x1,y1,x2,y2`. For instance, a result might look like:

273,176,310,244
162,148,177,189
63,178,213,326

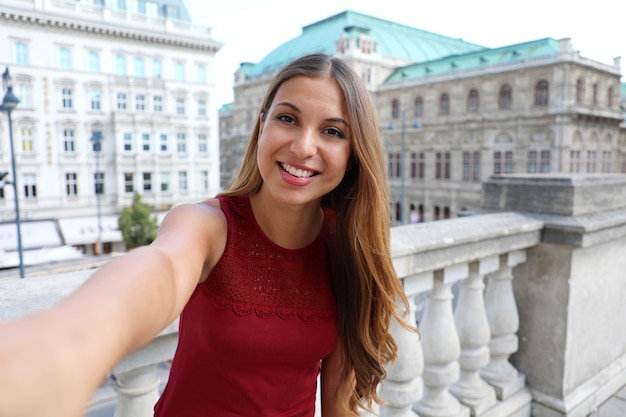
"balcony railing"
1,174,625,417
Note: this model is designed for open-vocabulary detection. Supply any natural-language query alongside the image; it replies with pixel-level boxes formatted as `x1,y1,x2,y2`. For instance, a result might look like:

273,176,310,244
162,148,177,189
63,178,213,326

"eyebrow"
274,101,350,126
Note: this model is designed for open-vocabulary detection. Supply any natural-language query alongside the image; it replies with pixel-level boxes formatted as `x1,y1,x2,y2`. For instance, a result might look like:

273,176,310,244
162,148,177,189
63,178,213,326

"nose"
289,128,317,158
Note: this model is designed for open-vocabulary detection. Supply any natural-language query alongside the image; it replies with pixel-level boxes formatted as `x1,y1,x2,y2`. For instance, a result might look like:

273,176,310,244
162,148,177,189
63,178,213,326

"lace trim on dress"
200,195,337,322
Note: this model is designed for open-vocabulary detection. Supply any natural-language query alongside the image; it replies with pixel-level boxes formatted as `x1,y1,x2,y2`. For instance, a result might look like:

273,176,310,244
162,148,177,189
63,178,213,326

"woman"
0,53,412,416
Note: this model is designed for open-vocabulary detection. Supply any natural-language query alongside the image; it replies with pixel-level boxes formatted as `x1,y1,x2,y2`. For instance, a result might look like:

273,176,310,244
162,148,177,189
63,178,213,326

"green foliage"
118,192,158,248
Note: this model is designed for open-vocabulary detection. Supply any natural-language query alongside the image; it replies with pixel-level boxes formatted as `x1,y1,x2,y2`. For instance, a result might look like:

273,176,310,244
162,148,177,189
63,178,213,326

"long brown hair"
222,53,412,415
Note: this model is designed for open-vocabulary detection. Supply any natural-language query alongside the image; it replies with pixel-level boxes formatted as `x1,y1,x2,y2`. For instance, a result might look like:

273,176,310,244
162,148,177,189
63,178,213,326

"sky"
185,0,625,106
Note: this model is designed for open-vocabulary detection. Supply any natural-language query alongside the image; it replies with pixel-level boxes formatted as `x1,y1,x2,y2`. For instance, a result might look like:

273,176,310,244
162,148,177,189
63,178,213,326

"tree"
118,192,158,249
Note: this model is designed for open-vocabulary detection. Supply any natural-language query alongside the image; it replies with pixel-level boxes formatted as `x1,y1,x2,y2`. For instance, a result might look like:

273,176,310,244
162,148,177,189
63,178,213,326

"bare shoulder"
155,198,227,282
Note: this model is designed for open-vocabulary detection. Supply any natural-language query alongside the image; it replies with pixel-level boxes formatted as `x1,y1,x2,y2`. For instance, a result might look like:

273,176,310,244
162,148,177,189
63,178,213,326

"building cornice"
0,8,222,52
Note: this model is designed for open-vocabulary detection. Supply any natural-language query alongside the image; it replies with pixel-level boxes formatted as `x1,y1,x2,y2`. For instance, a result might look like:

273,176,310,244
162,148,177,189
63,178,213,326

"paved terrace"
1,174,626,417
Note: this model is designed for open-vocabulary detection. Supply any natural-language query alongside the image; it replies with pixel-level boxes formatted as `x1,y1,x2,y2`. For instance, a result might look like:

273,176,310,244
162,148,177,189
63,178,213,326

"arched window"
391,98,400,119
499,84,512,109
534,80,549,106
413,96,423,117
576,78,584,104
467,89,479,112
439,92,450,115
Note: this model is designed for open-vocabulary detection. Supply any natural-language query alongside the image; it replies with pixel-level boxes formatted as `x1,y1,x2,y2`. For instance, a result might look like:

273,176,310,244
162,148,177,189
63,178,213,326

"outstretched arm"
0,200,226,417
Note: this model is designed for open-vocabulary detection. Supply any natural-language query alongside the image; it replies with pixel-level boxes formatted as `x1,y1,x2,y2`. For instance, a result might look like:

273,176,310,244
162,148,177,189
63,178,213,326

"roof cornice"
0,8,222,52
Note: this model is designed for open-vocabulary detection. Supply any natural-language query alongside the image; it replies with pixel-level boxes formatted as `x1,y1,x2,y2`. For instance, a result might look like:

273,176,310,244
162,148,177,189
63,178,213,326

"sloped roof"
241,10,486,78
384,37,564,83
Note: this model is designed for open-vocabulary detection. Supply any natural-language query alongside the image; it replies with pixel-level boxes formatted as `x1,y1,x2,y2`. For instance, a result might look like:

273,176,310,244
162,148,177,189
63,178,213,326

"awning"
0,220,63,251
57,215,123,246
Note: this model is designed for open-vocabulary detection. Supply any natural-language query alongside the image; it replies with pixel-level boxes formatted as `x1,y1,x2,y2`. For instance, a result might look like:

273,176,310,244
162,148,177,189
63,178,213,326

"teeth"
281,163,315,178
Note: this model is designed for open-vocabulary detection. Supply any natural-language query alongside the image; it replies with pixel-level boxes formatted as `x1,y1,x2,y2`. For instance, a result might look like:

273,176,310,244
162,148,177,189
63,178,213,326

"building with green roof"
220,10,625,226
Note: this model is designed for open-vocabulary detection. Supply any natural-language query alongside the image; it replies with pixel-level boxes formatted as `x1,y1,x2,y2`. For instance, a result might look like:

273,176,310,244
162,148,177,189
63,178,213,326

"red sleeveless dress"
153,195,338,416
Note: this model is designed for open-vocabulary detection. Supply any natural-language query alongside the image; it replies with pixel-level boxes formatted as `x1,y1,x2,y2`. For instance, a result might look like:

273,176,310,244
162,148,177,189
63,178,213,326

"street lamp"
389,107,420,225
90,129,103,256
0,67,24,278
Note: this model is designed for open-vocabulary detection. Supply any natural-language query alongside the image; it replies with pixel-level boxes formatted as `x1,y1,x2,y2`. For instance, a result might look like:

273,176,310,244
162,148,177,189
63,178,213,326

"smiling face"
256,75,352,208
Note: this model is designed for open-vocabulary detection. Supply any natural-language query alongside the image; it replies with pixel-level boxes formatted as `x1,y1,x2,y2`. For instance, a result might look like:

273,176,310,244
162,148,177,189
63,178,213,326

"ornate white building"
0,0,222,256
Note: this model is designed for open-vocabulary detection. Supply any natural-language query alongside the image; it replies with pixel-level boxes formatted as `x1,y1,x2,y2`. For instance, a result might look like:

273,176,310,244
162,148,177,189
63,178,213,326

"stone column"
479,174,626,417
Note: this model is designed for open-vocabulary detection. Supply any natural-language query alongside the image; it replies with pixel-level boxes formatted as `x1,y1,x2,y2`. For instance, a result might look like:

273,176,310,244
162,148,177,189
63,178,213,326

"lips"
279,162,318,178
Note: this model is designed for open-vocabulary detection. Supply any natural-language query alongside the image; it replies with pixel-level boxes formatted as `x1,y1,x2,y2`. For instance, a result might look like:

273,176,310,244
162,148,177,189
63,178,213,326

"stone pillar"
451,258,498,414
479,174,626,417
380,272,429,417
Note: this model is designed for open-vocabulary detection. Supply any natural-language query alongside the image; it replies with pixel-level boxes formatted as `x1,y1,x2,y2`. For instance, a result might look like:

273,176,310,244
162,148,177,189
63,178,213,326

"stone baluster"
380,272,431,417
481,251,526,400
414,264,470,417
112,364,162,417
450,258,498,415
112,321,178,417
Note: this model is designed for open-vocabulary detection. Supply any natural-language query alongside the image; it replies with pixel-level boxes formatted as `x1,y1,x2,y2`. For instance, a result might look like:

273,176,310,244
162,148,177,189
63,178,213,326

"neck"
249,192,324,250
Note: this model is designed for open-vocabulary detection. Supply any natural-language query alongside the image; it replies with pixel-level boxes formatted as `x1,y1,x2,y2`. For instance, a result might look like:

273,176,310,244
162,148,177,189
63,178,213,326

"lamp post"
389,107,420,225
0,67,24,278
90,129,103,256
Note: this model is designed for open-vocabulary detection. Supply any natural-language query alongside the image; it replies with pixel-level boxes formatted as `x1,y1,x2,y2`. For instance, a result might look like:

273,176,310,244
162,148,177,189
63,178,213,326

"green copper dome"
241,10,486,78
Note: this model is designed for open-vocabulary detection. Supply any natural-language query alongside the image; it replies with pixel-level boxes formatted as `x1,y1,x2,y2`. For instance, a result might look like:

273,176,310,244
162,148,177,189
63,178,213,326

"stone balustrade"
1,174,625,417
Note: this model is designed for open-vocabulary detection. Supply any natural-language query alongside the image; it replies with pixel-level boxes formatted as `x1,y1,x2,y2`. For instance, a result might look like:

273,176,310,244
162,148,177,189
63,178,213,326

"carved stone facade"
219,12,625,225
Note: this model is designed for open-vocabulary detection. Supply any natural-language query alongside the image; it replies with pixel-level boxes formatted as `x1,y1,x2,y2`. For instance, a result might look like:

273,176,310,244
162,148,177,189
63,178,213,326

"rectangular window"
117,93,127,110
142,133,150,152
602,150,612,173
197,99,207,117
63,129,75,152
61,88,73,109
175,62,184,81
445,152,452,180
178,171,188,191
136,94,145,111
21,127,34,153
142,172,152,191
124,172,134,193
159,134,168,152
65,173,78,196
436,152,443,179
472,151,480,181
17,84,32,108
152,60,162,78
198,133,207,153
88,51,99,72
176,133,186,153
570,150,581,173
115,55,126,75
410,152,417,178
59,47,71,69
176,97,185,115
587,150,597,173
504,151,514,173
540,150,551,173
134,58,145,77
89,90,101,111
23,173,37,199
123,132,132,151
196,65,206,83
494,151,502,175
463,152,480,181
160,171,170,192
15,42,28,65
94,172,104,195
527,151,538,173
153,95,162,112
199,170,208,191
